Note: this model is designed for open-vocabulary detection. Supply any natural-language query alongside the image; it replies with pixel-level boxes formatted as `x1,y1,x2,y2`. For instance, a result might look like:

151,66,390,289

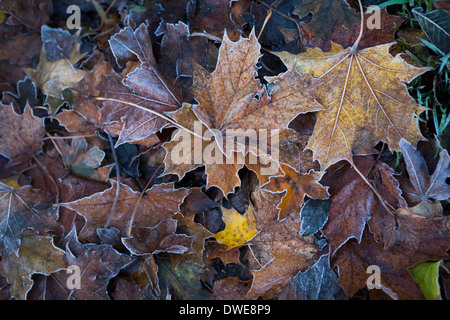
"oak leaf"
276,42,430,169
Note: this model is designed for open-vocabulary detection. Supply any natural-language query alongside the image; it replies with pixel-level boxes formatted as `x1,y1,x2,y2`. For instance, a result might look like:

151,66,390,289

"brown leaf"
122,218,195,256
60,181,189,242
321,156,375,256
0,103,43,166
191,30,324,158
0,183,61,256
96,23,181,146
332,229,429,299
163,104,282,196
246,189,318,299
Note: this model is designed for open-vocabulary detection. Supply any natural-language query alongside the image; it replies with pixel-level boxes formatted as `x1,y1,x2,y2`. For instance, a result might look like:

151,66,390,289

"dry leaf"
276,42,430,170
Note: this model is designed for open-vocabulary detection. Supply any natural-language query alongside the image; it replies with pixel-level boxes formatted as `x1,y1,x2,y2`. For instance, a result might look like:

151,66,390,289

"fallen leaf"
56,137,105,180
413,8,450,54
156,255,210,300
300,198,331,236
191,30,324,158
321,156,375,256
122,218,195,256
0,233,66,300
60,181,189,242
294,0,359,41
0,182,60,256
96,23,181,146
263,163,329,220
332,229,427,299
276,40,430,170
214,205,258,249
246,188,318,299
409,260,444,300
399,138,450,216
0,103,43,166
280,253,346,300
59,228,134,300
163,104,282,196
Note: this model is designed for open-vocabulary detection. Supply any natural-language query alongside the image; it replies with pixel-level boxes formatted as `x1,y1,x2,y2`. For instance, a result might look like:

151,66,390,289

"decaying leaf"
247,189,318,299
191,30,324,158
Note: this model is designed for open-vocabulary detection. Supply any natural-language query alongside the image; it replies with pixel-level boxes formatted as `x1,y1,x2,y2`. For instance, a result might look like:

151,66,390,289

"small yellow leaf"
215,206,258,249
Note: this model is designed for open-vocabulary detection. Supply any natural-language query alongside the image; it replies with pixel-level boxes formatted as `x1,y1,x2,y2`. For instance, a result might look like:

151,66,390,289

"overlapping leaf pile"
0,0,449,300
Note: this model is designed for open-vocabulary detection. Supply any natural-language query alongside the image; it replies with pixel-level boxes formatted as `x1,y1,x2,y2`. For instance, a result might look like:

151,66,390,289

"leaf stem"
349,157,396,216
351,0,365,53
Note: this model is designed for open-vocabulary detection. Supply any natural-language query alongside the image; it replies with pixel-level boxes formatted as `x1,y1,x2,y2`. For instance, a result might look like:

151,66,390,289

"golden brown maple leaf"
163,104,282,196
276,42,430,170
191,30,325,159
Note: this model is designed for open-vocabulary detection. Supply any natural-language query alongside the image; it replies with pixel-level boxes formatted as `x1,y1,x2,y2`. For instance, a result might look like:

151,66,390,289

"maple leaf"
191,30,324,158
60,181,189,242
263,163,329,220
95,23,181,146
0,183,60,256
399,138,450,216
163,104,282,196
276,40,431,170
0,233,66,300
59,228,133,300
0,103,44,166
